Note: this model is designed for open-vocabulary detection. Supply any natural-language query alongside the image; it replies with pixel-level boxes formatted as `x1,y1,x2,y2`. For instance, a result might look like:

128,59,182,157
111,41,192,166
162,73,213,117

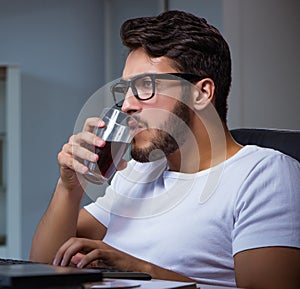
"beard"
130,101,191,163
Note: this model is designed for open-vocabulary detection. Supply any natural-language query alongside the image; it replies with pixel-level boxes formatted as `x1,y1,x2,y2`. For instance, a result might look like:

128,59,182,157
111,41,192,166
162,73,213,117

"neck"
167,120,242,173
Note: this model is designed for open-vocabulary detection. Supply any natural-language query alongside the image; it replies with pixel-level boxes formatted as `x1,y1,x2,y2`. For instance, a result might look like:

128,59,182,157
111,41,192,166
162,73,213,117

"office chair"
230,128,300,162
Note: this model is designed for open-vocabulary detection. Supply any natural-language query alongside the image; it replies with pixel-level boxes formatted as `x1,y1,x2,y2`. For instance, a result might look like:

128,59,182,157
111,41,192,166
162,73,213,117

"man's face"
121,48,192,162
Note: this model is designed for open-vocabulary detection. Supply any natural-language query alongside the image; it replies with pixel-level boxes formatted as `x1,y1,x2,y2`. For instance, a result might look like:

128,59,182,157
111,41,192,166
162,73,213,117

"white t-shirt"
85,145,300,287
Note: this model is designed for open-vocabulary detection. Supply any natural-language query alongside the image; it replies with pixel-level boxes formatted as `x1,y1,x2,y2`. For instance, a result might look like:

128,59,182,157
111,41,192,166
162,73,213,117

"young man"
30,11,300,289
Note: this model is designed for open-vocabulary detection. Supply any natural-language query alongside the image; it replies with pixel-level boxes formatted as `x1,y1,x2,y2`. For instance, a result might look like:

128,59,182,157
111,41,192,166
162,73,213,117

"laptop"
0,258,151,288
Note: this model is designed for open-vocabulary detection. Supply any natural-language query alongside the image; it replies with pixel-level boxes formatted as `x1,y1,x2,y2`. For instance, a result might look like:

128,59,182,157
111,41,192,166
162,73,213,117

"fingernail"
90,154,98,161
96,139,103,146
98,120,105,127
77,261,83,268
81,166,88,174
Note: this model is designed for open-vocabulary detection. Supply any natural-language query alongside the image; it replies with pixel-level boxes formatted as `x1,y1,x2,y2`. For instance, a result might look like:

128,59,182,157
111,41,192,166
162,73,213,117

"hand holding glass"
83,108,137,184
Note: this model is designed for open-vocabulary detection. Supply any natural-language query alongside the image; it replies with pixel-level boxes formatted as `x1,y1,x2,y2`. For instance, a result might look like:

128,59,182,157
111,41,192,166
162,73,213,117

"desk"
197,284,241,289
84,279,241,289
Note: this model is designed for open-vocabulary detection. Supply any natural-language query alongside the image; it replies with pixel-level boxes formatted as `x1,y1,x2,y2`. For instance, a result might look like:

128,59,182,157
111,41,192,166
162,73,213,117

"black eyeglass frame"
111,73,207,108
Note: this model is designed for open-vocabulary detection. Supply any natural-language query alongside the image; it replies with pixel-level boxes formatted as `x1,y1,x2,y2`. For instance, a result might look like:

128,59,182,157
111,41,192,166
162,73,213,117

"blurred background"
0,0,299,259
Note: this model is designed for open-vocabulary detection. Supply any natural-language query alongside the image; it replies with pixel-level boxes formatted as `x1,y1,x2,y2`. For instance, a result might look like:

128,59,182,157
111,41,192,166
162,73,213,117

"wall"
0,75,5,242
0,0,106,258
169,0,300,130
104,0,164,83
169,0,222,29
223,0,300,129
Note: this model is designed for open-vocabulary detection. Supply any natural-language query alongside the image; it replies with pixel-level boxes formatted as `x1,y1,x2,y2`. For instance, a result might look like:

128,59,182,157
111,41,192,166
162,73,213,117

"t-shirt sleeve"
83,159,167,227
84,183,119,228
232,153,300,255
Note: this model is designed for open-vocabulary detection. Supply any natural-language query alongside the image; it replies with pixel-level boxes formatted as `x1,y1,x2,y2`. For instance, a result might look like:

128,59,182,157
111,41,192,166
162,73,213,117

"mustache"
131,115,149,129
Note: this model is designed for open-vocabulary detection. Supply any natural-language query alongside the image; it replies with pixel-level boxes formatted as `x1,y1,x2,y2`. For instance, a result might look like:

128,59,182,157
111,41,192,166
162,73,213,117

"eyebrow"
120,72,160,81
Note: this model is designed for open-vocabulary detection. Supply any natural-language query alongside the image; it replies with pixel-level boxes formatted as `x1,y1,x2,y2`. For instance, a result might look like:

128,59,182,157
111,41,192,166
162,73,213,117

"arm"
52,237,198,283
30,188,106,263
30,118,107,263
234,247,300,289
233,154,300,289
29,179,84,263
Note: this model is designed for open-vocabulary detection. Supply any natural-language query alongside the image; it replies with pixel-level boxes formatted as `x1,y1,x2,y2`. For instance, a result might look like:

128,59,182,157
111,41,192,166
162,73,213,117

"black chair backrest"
230,128,300,162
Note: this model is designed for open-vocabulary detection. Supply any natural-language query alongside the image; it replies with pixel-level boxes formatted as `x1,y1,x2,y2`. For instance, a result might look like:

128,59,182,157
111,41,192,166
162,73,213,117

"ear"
192,78,215,111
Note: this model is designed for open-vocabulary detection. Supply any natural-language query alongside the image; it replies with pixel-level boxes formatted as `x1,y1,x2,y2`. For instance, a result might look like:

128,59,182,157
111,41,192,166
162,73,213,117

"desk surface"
84,279,240,289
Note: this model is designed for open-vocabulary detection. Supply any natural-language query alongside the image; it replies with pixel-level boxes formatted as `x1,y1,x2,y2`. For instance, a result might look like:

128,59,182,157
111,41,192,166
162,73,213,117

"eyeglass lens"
112,75,155,106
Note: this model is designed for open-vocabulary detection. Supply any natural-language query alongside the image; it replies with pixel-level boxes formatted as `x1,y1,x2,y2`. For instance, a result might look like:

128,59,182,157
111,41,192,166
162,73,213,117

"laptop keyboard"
0,258,128,269
0,258,33,265
0,258,152,280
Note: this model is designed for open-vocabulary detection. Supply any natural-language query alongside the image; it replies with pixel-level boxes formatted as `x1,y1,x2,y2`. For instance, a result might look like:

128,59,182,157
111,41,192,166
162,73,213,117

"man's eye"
135,77,153,91
142,80,153,88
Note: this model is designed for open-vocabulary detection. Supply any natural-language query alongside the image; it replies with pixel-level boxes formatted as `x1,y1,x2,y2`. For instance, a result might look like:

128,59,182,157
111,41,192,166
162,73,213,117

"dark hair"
120,10,232,123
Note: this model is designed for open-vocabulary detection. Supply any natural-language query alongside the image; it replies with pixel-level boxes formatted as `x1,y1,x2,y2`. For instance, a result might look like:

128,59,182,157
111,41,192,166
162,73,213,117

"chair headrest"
230,128,300,162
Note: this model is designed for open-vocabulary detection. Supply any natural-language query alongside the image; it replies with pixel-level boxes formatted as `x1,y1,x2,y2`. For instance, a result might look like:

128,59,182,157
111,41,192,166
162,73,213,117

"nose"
121,88,142,115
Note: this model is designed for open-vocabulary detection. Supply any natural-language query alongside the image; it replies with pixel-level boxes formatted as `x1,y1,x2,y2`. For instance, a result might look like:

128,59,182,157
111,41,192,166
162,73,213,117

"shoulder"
230,145,299,173
233,145,300,202
236,144,297,160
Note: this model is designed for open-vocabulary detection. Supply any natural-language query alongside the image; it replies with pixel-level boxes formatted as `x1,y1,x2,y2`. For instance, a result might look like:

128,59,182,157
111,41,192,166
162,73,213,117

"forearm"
30,178,84,263
144,262,198,283
114,252,198,284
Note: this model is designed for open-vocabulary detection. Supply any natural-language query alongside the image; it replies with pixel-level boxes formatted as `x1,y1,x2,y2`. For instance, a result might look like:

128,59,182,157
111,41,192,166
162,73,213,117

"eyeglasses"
111,73,206,107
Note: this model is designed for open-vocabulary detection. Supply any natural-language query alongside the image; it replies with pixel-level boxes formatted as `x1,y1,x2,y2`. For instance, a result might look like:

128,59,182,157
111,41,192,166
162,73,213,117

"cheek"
139,97,178,126
137,109,169,130
143,91,178,108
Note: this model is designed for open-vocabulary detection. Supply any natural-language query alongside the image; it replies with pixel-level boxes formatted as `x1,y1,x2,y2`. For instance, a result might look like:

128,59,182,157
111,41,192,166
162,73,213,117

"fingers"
52,237,138,272
53,237,96,266
77,249,109,269
70,252,85,266
77,247,134,271
58,150,88,175
58,118,106,176
83,117,105,133
52,237,113,268
58,115,129,188
66,117,106,159
69,134,99,162
53,237,112,267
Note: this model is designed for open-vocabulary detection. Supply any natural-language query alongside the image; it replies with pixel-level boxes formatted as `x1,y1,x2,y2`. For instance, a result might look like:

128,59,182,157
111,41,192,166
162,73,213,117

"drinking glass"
83,108,137,184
